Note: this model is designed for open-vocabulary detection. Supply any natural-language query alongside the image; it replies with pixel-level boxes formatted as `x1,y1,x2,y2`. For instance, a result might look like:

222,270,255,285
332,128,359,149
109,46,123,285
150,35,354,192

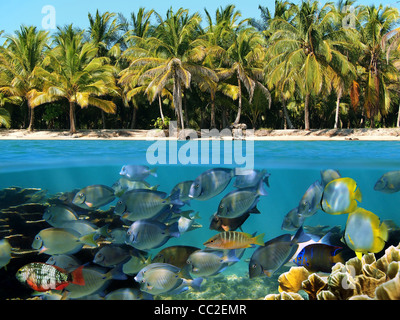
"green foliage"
0,2,400,131
152,116,170,129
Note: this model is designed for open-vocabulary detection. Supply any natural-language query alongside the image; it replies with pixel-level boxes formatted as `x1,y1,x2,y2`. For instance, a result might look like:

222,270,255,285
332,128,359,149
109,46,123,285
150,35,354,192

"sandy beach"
0,128,399,140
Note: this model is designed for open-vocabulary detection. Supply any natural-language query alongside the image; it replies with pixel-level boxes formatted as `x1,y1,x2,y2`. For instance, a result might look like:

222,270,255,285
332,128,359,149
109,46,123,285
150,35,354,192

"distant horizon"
0,0,399,37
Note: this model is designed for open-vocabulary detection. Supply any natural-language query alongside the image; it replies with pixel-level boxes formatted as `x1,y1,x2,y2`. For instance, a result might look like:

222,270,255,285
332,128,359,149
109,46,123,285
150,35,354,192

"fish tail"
254,233,265,246
97,224,110,238
190,277,203,291
354,186,362,202
108,264,128,281
256,179,268,196
168,189,185,206
168,222,181,238
149,168,157,177
79,232,98,247
70,265,85,286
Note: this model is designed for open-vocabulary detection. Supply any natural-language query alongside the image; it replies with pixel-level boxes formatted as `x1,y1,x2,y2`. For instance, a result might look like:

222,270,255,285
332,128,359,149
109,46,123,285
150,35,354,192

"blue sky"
0,0,399,36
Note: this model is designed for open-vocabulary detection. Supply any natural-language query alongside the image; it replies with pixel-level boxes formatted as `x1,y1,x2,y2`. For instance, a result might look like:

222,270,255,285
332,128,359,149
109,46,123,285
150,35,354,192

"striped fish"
203,231,265,249
16,262,85,292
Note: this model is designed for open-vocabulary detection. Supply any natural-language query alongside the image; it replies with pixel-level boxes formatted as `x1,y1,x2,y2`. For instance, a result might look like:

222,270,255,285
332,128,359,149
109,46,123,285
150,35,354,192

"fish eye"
195,184,199,189
35,236,40,240
251,264,257,269
79,193,84,197
219,204,224,209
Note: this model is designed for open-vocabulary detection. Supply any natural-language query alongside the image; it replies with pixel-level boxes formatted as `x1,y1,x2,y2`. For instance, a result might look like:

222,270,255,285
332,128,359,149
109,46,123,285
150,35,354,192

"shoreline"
0,128,399,141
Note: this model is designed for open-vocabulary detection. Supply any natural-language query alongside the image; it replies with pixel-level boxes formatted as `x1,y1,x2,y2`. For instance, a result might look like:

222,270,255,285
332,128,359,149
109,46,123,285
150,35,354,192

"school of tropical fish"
1,166,400,300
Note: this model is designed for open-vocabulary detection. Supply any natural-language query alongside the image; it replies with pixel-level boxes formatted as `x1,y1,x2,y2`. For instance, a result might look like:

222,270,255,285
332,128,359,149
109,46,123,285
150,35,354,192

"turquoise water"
1,139,400,299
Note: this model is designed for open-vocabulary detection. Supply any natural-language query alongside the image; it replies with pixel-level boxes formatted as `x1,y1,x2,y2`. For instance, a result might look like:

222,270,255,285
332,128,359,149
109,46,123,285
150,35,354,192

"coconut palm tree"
126,7,217,131
356,4,400,127
217,27,271,126
0,26,49,130
31,25,118,133
268,0,356,130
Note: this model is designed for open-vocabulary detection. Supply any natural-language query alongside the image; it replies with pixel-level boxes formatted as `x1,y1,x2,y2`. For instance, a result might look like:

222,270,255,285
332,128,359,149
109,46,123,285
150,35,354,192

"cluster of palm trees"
1,1,400,133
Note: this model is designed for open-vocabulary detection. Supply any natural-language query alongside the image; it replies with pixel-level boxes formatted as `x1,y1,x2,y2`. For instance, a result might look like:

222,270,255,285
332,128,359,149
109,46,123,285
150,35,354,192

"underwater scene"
1,139,400,300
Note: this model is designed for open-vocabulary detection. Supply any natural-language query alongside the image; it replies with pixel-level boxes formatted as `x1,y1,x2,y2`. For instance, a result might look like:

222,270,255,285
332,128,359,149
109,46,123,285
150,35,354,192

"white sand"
0,128,399,140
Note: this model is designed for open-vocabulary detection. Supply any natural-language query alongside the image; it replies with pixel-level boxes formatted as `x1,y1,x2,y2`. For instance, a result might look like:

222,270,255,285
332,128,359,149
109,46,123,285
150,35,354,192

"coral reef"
274,243,400,300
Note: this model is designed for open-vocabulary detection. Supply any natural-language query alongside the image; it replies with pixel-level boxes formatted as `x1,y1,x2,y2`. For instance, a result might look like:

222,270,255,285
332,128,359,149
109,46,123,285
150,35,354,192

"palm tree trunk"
101,111,106,129
281,96,293,129
397,103,400,127
304,93,310,130
174,73,184,131
130,106,137,129
27,105,34,131
158,95,165,125
183,88,189,128
334,90,342,129
210,95,216,129
234,77,242,125
69,101,77,134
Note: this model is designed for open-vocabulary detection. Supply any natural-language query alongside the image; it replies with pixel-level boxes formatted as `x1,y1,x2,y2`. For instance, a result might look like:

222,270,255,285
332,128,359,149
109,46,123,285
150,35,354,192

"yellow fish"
344,208,388,259
203,231,265,249
321,177,362,215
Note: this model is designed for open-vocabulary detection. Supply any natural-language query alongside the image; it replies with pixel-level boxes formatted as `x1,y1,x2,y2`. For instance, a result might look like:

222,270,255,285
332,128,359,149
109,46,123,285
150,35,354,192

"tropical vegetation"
1,1,400,133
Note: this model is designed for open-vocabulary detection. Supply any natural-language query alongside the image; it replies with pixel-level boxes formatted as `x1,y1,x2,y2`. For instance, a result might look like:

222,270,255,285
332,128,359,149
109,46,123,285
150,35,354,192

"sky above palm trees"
1,0,399,36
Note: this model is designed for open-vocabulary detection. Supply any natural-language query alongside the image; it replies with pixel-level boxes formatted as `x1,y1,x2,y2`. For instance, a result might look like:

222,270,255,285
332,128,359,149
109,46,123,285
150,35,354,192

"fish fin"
110,264,128,280
55,283,70,291
356,251,363,260
85,202,93,208
263,173,271,188
190,277,203,291
256,179,268,196
97,224,110,238
79,233,98,247
70,265,85,286
254,233,265,246
354,186,362,202
168,222,181,238
248,206,261,214
379,221,389,242
319,232,335,246
292,227,311,244
168,189,185,206
149,168,157,177
150,184,159,191
222,225,230,231
223,249,240,263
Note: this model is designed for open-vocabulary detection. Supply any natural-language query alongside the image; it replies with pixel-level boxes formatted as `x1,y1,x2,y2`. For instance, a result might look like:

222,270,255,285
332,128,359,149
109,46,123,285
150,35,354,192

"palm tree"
0,26,49,130
87,10,123,128
268,1,350,129
31,25,118,133
126,8,217,131
217,27,271,126
356,4,400,127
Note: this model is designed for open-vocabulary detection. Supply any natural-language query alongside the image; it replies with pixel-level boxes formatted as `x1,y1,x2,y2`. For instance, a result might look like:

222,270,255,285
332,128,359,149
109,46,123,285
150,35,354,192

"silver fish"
188,168,236,201
125,219,180,250
297,180,323,217
320,169,341,188
93,245,131,267
249,227,308,278
112,178,158,197
374,171,400,193
281,207,305,231
72,185,115,210
186,249,239,277
32,227,97,255
46,254,82,272
135,263,202,295
114,189,183,221
217,181,268,218
0,239,12,269
63,266,127,299
234,169,270,189
119,165,157,181
170,180,194,203
43,205,78,228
